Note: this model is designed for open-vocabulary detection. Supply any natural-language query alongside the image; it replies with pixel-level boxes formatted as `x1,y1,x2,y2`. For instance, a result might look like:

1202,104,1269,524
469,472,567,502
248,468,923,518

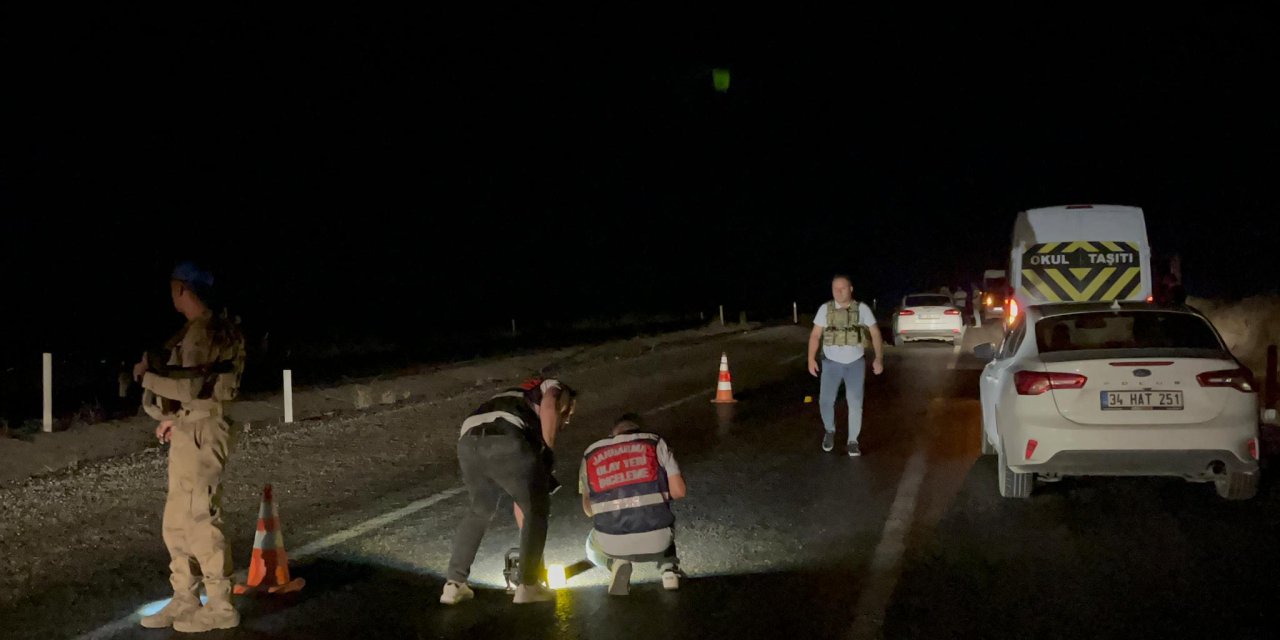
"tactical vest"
141,312,245,421
823,300,872,348
207,312,246,402
583,433,675,536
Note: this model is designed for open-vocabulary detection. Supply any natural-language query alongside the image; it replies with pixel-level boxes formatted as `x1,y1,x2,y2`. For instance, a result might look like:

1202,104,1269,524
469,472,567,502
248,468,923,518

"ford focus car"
975,302,1260,500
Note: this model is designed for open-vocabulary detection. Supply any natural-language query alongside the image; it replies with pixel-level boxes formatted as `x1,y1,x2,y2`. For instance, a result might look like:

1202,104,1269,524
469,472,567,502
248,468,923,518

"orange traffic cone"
234,484,305,595
711,352,738,404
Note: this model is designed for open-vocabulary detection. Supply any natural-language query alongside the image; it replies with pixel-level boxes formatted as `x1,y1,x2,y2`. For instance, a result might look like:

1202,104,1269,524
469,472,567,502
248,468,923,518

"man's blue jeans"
820,357,866,443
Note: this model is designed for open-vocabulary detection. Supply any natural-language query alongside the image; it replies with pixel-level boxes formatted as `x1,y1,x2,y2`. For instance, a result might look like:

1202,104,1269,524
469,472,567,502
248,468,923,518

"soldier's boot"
139,577,200,629
173,579,239,633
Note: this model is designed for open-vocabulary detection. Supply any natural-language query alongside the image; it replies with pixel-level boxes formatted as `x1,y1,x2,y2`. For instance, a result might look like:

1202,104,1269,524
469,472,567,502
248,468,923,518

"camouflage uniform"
141,310,243,629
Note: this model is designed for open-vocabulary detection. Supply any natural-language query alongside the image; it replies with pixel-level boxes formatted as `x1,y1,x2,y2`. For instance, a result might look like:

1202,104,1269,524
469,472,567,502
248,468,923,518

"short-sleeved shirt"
579,432,681,556
521,378,563,403
813,301,877,364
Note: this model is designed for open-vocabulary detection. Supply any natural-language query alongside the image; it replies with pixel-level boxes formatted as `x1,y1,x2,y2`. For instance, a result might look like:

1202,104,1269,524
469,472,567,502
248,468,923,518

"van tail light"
1196,368,1257,393
1014,371,1087,396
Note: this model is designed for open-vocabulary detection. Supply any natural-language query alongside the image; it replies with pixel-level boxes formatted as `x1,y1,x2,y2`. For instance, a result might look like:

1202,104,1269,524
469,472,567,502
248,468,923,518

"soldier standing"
135,262,245,632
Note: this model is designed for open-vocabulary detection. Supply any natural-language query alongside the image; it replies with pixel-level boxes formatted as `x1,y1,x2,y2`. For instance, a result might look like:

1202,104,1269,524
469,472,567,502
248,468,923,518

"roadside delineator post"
42,353,53,433
283,370,293,424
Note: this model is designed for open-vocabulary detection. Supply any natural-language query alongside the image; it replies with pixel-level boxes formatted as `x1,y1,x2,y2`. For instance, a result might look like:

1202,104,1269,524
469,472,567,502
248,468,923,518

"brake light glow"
1146,295,1154,303
1196,368,1257,393
985,295,993,305
1025,439,1038,460
944,309,960,315
898,310,915,316
1006,299,1020,327
1014,370,1088,395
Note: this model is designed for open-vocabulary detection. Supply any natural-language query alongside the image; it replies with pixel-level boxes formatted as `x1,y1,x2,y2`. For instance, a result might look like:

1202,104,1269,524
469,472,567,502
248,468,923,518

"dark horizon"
4,11,1280,363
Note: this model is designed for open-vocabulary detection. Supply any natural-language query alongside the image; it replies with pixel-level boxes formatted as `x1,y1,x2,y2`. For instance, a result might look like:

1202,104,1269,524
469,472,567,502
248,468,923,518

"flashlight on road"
547,564,567,589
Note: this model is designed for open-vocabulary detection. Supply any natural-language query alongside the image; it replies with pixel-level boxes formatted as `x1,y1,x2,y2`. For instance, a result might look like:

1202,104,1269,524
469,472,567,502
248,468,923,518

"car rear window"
1035,311,1224,354
905,295,952,307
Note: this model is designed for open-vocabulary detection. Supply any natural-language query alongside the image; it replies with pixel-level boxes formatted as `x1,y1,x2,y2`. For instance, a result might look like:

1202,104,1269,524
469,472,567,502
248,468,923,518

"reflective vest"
823,300,871,348
460,388,539,439
583,433,674,536
459,378,560,438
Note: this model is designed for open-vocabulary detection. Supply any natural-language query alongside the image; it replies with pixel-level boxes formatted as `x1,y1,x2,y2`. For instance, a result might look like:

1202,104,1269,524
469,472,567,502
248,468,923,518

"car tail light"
1006,299,1020,326
944,309,960,315
1196,368,1257,393
1025,439,1038,460
898,310,915,316
1248,438,1259,460
1014,370,1087,395
1146,295,1154,303
952,328,961,333
985,295,993,306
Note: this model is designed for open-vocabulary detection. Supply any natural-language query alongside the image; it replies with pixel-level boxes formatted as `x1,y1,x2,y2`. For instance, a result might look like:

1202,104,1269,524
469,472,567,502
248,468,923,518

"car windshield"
1035,311,1224,353
905,295,953,308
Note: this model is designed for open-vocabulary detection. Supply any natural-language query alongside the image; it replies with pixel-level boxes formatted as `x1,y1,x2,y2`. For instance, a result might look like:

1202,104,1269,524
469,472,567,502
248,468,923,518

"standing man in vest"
807,274,884,456
441,378,577,605
134,262,246,632
580,413,686,595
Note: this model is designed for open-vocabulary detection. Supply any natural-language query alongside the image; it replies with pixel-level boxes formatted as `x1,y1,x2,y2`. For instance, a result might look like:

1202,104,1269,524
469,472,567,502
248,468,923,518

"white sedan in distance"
893,293,965,346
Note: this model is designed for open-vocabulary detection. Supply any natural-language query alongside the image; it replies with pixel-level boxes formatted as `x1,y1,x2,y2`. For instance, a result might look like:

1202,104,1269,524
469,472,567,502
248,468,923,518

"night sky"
3,10,1279,364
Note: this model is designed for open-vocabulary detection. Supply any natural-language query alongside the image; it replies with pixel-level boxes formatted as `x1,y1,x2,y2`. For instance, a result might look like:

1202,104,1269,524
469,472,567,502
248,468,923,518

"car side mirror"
1263,408,1279,426
973,343,997,361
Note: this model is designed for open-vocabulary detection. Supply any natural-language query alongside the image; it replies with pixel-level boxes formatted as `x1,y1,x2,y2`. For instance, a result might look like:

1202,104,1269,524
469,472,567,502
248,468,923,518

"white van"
1005,204,1153,327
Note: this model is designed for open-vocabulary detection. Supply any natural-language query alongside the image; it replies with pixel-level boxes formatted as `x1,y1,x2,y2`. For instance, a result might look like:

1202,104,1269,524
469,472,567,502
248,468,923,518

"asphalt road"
11,324,1280,640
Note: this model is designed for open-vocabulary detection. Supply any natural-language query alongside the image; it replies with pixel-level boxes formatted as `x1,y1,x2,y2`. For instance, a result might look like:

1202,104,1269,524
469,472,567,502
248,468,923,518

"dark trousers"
447,429,550,585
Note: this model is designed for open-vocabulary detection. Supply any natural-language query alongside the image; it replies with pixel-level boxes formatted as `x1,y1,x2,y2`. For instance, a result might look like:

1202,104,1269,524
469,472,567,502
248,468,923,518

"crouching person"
580,413,686,595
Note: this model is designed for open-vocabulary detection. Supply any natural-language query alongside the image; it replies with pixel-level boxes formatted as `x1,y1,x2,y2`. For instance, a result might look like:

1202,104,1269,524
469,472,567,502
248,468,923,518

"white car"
893,293,965,346
976,302,1260,500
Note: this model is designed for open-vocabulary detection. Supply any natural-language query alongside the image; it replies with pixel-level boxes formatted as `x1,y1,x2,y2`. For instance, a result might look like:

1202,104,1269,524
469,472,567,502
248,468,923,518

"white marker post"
793,302,798,324
719,305,725,327
42,353,53,433
283,369,294,424
511,318,517,337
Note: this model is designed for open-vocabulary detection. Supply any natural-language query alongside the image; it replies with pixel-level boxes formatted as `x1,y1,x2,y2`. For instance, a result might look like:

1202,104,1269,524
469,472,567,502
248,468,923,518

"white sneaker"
513,583,556,604
662,570,680,591
439,581,474,605
608,560,632,596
